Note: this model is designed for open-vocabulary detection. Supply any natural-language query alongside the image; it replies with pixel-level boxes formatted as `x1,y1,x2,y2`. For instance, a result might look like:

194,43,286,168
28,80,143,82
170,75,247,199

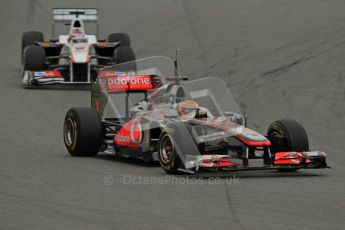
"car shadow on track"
95,153,161,168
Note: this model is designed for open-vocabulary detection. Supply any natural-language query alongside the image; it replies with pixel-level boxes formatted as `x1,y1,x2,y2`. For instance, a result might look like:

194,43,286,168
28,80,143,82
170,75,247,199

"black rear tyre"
22,31,44,62
108,33,130,46
64,108,102,156
23,45,46,70
268,119,309,172
158,133,181,174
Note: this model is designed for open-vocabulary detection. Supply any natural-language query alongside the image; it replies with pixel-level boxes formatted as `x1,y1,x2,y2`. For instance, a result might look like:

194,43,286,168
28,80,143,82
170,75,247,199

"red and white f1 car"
21,8,135,87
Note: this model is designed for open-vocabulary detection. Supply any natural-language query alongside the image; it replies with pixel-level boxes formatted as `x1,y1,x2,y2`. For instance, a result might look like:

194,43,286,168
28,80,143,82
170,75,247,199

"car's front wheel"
21,31,44,63
267,119,309,172
23,45,46,71
158,132,181,174
64,107,102,156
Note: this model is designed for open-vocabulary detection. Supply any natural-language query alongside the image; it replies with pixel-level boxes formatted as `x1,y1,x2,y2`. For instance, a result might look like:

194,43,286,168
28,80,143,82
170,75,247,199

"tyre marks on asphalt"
180,0,209,76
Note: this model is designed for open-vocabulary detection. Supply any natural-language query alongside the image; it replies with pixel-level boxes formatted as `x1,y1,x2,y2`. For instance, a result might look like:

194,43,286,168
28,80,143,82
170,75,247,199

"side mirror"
224,112,247,126
224,111,234,117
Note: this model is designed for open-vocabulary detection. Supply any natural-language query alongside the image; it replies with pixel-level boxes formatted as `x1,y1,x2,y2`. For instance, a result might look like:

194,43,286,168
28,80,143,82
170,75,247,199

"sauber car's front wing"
22,70,91,87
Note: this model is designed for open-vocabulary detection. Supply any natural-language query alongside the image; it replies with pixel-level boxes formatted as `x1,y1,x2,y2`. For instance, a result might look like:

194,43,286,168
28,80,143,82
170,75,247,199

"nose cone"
71,46,89,63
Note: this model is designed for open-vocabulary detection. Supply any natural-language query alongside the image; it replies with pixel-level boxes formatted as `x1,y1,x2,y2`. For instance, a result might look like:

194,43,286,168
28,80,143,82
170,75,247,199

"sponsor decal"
114,135,131,143
33,71,62,78
34,72,45,77
115,71,135,76
100,75,153,91
108,76,150,85
130,118,142,144
114,118,142,148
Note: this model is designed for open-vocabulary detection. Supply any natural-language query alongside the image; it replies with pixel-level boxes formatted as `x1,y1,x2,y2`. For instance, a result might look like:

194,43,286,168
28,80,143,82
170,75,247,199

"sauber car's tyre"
108,33,130,46
23,45,46,71
158,132,181,174
22,31,44,51
64,108,102,157
114,46,136,64
268,119,309,172
21,31,44,62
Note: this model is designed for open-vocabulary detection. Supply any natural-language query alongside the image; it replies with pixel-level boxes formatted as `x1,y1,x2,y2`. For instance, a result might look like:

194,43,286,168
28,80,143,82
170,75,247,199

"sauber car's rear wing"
52,8,99,37
53,8,98,22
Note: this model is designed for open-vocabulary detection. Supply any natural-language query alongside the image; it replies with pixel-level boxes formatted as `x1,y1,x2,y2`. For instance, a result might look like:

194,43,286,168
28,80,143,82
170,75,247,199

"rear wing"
53,8,98,22
97,74,159,121
98,73,156,92
52,8,99,37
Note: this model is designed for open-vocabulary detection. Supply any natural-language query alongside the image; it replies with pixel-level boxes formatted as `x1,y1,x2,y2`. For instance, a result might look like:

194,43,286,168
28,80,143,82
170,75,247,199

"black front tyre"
64,108,102,156
23,45,46,71
21,31,44,62
268,119,309,172
158,133,181,174
268,119,309,152
22,31,44,50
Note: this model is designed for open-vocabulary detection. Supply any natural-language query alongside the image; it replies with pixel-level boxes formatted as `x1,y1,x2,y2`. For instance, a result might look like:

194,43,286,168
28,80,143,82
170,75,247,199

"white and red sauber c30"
21,8,135,87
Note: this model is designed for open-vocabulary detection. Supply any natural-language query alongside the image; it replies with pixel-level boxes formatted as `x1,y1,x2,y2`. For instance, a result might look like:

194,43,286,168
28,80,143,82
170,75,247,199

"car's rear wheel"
108,33,130,46
64,107,102,156
23,45,46,71
21,31,44,62
267,119,309,172
158,132,181,174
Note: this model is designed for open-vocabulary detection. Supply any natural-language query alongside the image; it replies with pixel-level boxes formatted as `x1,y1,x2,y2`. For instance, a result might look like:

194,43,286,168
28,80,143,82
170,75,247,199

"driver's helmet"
73,28,82,34
177,99,199,121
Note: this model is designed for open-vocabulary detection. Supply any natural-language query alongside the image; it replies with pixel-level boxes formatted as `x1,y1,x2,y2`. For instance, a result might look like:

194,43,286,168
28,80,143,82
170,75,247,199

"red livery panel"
114,118,142,149
99,73,154,92
33,70,63,78
274,152,304,165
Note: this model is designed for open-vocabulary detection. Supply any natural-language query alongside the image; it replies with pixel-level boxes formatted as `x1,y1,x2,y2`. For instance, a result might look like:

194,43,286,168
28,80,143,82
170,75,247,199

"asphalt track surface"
1,0,345,229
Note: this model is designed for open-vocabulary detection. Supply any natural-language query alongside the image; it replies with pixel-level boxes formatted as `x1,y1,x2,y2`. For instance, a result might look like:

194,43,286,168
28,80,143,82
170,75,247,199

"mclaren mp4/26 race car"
21,8,135,87
63,56,328,174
